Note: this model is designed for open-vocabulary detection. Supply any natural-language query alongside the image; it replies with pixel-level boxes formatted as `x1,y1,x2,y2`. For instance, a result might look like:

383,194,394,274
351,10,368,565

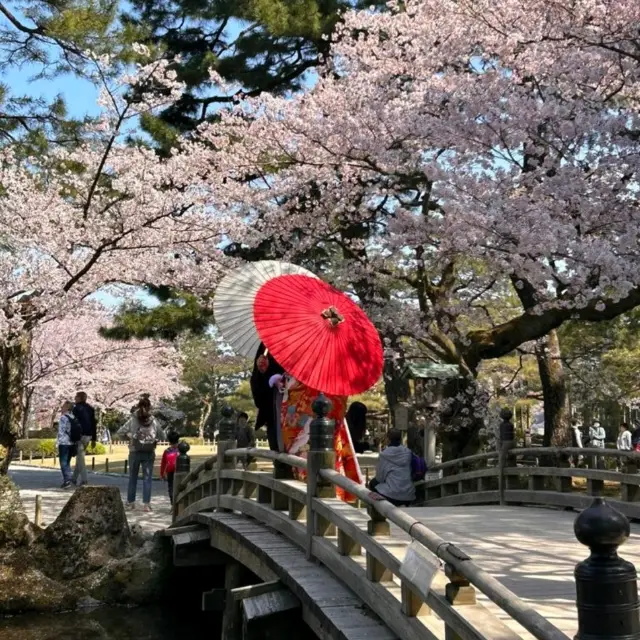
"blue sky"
3,60,100,119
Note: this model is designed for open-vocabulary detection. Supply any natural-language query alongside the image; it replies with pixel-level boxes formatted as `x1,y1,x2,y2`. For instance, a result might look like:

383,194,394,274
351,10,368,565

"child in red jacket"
160,431,180,504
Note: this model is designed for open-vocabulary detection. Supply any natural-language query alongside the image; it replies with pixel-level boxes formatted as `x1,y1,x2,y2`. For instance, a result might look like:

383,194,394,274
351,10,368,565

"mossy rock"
37,486,131,579
0,476,31,548
0,560,80,615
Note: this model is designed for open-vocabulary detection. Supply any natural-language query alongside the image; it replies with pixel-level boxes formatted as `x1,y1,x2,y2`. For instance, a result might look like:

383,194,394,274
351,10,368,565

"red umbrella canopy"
253,275,384,396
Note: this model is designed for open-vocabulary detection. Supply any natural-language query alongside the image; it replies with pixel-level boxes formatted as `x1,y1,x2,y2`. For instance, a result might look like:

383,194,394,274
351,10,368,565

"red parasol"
253,275,383,396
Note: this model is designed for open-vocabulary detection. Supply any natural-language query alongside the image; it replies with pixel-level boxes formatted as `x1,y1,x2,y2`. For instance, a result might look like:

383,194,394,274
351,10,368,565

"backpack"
411,453,427,481
132,419,157,452
164,448,179,474
68,413,82,443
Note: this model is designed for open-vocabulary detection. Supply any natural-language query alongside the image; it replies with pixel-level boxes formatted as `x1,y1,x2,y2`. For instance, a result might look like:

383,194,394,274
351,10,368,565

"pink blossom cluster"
185,0,640,357
0,54,227,340
27,304,184,414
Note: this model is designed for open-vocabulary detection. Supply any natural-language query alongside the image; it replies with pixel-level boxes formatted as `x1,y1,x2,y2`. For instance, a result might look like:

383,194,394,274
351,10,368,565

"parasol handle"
321,306,344,327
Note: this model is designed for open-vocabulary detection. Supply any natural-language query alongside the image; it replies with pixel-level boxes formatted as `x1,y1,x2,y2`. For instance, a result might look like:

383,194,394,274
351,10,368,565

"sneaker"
62,481,72,489
126,502,135,511
143,504,152,513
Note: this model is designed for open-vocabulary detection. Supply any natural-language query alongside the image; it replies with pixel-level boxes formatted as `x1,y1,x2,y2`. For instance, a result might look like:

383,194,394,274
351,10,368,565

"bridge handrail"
430,446,640,472
316,467,568,640
202,446,569,640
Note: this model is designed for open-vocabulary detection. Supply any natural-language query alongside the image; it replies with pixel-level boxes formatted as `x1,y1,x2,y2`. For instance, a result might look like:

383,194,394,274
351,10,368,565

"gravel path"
9,465,172,533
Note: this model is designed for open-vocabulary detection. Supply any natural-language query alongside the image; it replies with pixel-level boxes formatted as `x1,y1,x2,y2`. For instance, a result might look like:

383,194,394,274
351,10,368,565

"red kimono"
281,377,363,502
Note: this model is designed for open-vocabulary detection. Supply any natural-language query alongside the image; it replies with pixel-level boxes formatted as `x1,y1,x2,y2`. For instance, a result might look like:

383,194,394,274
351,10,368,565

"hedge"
85,442,106,455
16,439,57,458
15,439,106,458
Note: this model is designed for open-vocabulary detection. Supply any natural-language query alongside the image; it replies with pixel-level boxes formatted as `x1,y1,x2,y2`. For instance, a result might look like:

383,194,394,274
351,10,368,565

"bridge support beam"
221,561,247,640
220,573,301,640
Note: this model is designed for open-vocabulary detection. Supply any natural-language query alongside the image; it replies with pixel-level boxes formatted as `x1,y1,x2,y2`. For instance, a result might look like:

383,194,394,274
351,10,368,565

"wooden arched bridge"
162,408,640,640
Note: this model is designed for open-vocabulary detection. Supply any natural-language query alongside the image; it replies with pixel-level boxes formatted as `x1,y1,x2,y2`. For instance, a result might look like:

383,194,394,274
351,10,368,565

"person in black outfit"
71,391,97,486
250,344,284,451
346,402,368,453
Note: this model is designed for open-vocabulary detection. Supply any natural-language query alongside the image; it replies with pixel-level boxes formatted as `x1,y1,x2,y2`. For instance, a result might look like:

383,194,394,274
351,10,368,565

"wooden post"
19,450,23,463
216,405,237,512
124,458,128,475
365,503,392,582
444,562,477,640
34,495,42,527
306,394,336,559
105,458,109,473
91,456,95,471
221,562,245,640
41,452,45,466
172,441,191,522
272,460,291,511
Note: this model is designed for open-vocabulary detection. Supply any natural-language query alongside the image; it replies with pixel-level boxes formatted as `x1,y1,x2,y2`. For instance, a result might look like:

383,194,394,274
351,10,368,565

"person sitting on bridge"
368,429,416,507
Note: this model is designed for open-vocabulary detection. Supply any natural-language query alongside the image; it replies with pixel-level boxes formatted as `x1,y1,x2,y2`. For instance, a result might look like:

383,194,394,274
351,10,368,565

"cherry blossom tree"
25,306,184,432
0,47,227,466
188,0,640,454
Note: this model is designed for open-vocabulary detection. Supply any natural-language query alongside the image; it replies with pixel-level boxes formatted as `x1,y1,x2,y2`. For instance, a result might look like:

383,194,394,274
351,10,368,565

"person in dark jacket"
346,402,368,454
250,344,284,451
72,391,97,486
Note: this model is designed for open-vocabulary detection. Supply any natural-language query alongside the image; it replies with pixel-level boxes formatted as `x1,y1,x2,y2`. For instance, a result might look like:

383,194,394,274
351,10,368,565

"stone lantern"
400,363,461,466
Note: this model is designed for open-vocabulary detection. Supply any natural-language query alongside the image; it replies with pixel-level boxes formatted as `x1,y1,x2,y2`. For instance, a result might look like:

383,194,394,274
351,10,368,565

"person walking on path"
368,429,416,507
57,401,78,489
117,397,165,512
160,431,180,504
71,391,97,486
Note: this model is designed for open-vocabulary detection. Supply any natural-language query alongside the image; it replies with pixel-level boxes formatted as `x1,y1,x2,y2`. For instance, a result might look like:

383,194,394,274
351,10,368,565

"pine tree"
122,0,386,150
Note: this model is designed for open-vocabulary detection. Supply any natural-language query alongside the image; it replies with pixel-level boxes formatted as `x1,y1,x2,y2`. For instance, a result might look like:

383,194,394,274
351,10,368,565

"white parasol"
213,261,317,357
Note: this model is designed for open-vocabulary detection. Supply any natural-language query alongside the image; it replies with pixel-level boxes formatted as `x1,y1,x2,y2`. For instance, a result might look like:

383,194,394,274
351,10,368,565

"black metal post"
218,405,236,441
306,394,336,558
176,441,191,474
574,497,640,639
172,441,191,522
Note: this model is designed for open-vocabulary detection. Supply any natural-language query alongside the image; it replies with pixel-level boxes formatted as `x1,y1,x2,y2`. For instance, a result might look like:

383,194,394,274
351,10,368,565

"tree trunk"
535,329,571,447
0,332,32,474
439,376,484,465
381,336,410,426
198,402,212,441
21,386,34,438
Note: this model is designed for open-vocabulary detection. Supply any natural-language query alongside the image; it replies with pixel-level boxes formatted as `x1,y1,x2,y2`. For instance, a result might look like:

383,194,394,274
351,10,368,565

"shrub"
183,437,205,446
27,427,57,439
85,442,106,456
16,439,57,458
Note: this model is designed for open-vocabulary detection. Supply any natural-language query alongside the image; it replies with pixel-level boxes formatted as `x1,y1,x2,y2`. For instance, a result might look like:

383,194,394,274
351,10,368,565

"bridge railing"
422,446,640,517
171,405,574,640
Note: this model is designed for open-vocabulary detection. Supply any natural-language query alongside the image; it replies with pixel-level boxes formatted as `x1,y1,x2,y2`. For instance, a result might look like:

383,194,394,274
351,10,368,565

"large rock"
38,486,132,579
0,560,79,615
76,539,168,605
0,485,169,615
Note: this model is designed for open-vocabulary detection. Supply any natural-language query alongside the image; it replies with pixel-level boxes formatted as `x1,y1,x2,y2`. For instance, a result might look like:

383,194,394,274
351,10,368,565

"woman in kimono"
271,373,363,502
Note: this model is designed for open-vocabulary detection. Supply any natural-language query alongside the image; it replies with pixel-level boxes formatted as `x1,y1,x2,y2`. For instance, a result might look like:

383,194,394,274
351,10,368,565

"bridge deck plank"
196,511,400,640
